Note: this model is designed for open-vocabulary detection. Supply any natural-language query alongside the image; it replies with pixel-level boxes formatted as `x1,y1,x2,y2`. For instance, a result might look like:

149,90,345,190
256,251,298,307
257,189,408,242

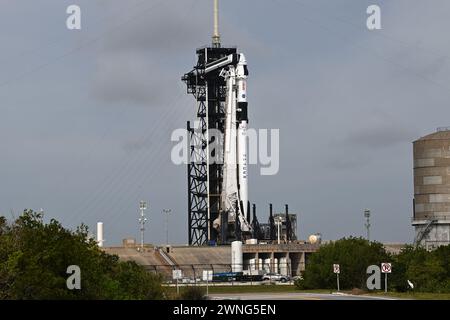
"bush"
179,286,207,300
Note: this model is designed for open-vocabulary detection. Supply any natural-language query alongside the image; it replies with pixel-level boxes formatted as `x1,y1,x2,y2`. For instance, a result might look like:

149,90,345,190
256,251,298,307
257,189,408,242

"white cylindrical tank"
249,258,256,271
244,259,250,272
273,258,279,274
279,257,287,276
96,222,104,247
258,258,263,271
231,241,243,272
279,257,291,276
264,258,271,273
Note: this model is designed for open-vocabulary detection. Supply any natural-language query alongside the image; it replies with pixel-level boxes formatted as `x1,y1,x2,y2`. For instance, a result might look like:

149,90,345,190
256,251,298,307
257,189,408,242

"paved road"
210,292,398,300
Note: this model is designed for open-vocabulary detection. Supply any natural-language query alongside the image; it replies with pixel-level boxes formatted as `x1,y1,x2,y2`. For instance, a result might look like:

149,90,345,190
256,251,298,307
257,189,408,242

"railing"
412,215,450,222
142,262,299,283
157,248,176,266
243,243,319,252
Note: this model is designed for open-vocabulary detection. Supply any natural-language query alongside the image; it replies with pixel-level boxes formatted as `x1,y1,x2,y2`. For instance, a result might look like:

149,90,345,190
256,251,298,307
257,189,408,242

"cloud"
5,0,450,245
88,0,205,106
91,52,174,106
89,0,268,107
342,124,418,149
101,0,208,54
324,153,371,170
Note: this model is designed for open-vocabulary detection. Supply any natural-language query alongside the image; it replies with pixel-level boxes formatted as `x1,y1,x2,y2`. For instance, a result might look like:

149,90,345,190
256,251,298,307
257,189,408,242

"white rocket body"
237,121,248,216
220,53,251,232
221,67,239,222
236,54,249,222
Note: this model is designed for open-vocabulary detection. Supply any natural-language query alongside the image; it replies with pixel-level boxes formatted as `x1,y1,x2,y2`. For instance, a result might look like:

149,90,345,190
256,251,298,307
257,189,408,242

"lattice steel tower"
182,0,240,245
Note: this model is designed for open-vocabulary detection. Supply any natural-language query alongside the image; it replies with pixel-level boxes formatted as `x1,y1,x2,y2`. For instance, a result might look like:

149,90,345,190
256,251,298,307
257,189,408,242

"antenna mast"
139,201,148,250
364,209,371,241
212,0,221,47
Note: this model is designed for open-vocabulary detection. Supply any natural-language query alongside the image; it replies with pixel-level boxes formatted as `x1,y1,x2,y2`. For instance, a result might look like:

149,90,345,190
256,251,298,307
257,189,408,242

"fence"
142,262,296,283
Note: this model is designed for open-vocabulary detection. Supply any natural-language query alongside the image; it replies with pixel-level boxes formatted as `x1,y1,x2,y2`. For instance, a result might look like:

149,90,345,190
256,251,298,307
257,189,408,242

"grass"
164,284,331,295
365,291,450,300
208,285,327,294
165,284,450,299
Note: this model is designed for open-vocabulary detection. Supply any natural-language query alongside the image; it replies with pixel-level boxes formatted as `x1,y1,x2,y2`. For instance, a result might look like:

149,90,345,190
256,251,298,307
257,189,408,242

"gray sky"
1,0,450,245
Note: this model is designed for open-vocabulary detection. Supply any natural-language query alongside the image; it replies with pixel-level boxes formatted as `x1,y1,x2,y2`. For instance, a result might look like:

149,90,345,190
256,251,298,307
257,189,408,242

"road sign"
172,269,183,280
202,270,213,296
333,264,340,274
202,270,213,281
333,264,340,291
381,263,391,293
381,263,392,273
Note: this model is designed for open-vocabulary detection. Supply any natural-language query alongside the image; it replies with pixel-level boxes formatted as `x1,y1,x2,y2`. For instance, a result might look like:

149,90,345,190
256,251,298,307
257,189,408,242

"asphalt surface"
210,292,398,300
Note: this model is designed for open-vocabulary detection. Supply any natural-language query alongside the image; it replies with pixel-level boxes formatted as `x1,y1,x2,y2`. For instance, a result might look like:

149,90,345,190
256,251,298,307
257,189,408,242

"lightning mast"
212,0,220,47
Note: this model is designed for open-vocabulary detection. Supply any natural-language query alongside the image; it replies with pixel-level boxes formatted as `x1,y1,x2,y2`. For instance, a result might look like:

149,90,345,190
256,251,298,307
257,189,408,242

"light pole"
139,201,148,250
364,209,371,241
163,209,172,245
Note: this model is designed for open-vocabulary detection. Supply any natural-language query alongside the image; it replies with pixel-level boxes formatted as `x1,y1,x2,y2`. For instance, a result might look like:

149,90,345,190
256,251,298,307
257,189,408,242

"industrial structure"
182,6,242,245
182,0,294,246
104,241,319,280
273,212,297,241
413,127,450,249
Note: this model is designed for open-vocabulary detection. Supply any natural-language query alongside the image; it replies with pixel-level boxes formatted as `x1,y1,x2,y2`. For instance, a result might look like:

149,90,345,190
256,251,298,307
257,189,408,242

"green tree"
296,237,390,290
392,245,450,293
431,245,450,292
0,210,165,299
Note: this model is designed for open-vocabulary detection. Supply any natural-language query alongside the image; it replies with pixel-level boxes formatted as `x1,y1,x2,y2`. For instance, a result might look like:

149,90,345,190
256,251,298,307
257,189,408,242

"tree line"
0,210,165,299
296,237,450,293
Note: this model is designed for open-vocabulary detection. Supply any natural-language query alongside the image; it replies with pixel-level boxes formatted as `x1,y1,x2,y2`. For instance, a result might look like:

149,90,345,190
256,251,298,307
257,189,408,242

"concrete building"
413,128,450,249
242,243,317,276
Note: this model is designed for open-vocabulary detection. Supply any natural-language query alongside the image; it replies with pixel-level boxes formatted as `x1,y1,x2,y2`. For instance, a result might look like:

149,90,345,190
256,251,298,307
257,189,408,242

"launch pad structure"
182,0,253,246
182,45,237,246
182,0,295,246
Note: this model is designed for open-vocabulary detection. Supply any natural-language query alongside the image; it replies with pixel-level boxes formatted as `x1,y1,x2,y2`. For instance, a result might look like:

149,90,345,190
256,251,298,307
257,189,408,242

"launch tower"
182,0,252,245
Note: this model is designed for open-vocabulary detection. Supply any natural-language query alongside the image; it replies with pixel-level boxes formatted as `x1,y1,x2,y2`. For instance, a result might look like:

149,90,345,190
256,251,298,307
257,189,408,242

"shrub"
179,286,207,300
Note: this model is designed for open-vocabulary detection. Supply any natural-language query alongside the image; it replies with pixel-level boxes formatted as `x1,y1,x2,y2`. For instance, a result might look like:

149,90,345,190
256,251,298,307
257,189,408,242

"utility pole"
139,201,148,250
163,209,172,245
364,209,371,241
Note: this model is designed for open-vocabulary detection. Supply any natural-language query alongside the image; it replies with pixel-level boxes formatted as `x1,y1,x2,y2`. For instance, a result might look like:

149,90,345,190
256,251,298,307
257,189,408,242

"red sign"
333,264,340,274
381,263,392,273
